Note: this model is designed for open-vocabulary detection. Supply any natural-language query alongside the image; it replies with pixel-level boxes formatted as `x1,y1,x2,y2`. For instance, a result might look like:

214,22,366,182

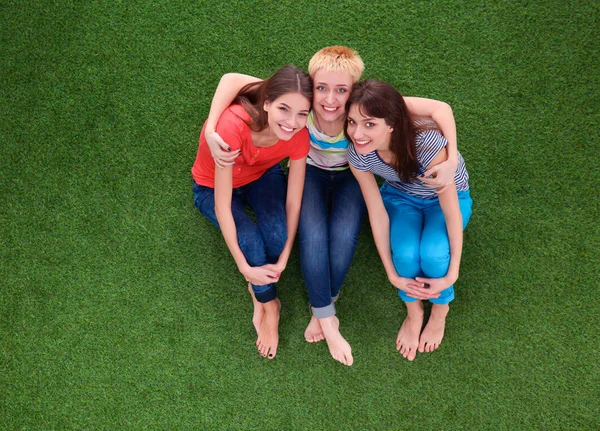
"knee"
392,246,420,278
264,224,287,257
238,235,267,267
330,224,359,250
420,241,450,278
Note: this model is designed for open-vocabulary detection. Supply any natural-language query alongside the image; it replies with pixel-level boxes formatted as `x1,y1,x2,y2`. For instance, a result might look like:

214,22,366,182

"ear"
263,100,271,112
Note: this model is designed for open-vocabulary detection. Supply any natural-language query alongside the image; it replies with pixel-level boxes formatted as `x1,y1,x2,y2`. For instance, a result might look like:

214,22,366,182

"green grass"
1,0,598,429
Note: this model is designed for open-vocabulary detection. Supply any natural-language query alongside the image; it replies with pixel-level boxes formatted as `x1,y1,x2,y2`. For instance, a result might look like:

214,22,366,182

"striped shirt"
306,111,351,171
348,129,469,199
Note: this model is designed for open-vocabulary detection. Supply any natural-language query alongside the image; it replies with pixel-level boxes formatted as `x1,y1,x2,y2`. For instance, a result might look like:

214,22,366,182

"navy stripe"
348,130,469,199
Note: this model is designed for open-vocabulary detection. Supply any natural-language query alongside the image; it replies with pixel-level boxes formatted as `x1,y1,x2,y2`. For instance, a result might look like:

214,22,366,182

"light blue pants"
381,184,473,304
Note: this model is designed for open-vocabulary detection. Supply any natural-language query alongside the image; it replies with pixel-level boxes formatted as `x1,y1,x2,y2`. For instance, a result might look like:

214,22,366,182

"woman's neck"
251,127,279,148
376,139,395,164
313,111,345,137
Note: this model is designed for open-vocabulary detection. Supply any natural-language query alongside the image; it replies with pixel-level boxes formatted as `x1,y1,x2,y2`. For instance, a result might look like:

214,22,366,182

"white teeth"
356,140,369,145
323,106,338,112
280,125,293,132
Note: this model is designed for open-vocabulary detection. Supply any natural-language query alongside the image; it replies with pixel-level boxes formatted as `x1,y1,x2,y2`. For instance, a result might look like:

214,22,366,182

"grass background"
1,0,598,429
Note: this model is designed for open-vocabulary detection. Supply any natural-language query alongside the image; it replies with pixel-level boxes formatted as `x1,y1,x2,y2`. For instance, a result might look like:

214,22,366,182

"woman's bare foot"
320,316,353,366
304,315,325,343
418,303,449,353
396,301,424,361
248,283,264,335
256,298,280,359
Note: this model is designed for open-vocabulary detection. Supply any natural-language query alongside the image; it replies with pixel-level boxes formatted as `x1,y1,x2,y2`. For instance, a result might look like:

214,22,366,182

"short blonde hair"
308,46,365,83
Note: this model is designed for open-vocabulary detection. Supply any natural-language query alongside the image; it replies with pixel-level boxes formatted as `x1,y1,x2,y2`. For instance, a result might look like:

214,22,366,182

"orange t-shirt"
192,105,310,188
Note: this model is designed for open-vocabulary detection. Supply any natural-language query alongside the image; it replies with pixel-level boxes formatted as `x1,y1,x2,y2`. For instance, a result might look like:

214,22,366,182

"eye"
278,106,288,112
298,112,308,117
366,122,375,127
316,86,326,91
347,119,355,125
337,88,347,93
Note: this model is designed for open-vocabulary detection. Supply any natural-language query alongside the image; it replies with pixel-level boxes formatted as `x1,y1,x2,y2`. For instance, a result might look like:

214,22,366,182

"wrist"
446,269,459,284
238,263,251,276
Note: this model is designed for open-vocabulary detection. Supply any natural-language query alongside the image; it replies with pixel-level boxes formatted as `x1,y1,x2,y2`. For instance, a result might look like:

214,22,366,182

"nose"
325,90,335,104
350,125,363,140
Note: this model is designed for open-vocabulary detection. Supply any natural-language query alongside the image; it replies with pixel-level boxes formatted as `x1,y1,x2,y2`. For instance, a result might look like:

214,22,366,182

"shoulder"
293,127,310,143
347,144,369,170
217,105,250,129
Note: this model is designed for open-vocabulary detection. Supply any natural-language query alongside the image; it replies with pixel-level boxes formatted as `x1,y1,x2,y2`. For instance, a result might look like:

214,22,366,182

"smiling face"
264,92,311,141
346,103,394,155
312,69,354,125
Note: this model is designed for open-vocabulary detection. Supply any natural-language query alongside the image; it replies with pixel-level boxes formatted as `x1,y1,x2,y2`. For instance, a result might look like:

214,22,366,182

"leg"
193,184,266,344
328,168,366,299
298,166,330,343
243,165,290,359
245,164,288,263
418,191,473,353
381,186,425,360
313,169,366,366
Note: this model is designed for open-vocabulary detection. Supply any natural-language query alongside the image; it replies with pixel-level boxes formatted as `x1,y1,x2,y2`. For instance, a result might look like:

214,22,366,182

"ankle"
405,301,425,319
430,304,449,319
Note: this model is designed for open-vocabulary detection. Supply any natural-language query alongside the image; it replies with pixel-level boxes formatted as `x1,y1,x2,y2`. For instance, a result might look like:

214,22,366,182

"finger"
419,177,442,189
217,140,231,151
214,150,239,160
422,166,438,178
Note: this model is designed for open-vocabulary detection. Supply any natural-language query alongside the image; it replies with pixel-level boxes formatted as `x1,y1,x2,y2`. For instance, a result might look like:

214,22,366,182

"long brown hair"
235,65,313,131
346,80,437,182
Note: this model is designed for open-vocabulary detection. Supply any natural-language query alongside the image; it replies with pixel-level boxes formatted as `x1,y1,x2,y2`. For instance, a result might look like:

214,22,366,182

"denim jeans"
298,164,366,318
192,164,288,303
381,184,473,304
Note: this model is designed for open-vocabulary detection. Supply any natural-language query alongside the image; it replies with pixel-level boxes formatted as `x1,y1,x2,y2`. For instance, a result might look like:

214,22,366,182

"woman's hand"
415,274,457,296
420,158,458,192
205,130,240,169
241,266,280,286
389,274,441,300
262,262,285,278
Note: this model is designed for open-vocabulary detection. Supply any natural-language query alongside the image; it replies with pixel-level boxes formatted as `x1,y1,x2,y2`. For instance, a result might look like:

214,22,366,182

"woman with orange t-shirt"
191,65,312,359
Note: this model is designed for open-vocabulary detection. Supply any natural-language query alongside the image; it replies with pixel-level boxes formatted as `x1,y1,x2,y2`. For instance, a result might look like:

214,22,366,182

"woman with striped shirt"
346,80,473,361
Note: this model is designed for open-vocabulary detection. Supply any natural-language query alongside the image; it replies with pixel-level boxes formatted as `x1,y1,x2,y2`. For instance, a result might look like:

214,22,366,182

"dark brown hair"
235,65,313,131
346,79,437,182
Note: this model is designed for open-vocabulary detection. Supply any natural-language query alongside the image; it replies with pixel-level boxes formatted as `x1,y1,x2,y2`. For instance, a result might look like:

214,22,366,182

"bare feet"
418,303,449,353
256,298,280,359
320,316,353,366
248,283,264,335
396,301,424,361
304,315,325,343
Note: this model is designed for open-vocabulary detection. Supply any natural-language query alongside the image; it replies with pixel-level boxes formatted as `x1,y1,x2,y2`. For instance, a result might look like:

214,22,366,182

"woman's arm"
350,166,438,300
206,73,262,168
264,157,307,274
415,148,463,293
404,97,458,188
214,166,278,285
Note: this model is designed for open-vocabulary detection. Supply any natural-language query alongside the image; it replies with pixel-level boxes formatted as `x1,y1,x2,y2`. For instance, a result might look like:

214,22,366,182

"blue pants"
298,165,366,317
193,164,288,303
381,184,473,304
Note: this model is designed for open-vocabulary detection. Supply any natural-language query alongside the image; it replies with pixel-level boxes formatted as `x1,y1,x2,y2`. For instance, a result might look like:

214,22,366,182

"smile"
322,106,339,113
279,124,294,133
354,139,370,146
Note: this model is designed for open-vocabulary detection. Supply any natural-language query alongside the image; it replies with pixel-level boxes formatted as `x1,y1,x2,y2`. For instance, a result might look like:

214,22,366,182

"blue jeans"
192,164,288,303
298,165,366,318
381,184,473,304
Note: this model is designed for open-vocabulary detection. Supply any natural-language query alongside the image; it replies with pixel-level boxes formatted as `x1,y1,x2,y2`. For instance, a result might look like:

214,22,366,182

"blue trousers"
381,184,473,304
298,165,366,317
193,165,288,303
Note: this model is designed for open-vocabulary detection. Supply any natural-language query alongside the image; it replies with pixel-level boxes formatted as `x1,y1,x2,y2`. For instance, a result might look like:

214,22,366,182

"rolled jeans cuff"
311,303,336,319
254,285,277,303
